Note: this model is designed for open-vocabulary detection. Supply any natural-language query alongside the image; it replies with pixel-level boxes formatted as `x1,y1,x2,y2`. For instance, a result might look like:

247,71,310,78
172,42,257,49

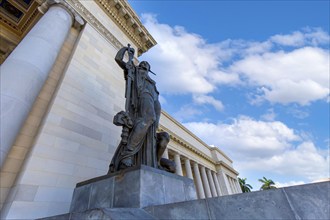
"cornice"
36,0,156,56
216,161,239,175
64,0,122,50
161,110,232,163
95,0,157,56
158,125,216,165
210,146,233,163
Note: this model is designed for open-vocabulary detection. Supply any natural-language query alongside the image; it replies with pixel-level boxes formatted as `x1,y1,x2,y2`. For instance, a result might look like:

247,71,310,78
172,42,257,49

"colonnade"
164,150,241,199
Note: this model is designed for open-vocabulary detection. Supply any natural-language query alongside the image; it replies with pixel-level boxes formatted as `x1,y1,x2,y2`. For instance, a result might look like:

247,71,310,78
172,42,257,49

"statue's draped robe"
109,66,159,172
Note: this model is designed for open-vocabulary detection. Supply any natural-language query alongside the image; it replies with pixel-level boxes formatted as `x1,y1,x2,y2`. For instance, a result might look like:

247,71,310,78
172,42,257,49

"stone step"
40,208,156,220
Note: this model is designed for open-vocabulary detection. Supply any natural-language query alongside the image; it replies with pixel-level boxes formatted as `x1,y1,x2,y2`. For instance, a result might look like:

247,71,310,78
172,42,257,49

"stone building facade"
0,0,242,219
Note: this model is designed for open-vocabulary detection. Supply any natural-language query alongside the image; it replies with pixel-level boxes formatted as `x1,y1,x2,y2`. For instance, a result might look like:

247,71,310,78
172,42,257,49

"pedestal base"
70,165,197,213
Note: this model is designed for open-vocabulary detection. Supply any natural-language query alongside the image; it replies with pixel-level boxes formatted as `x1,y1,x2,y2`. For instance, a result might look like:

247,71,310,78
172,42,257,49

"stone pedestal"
70,165,197,213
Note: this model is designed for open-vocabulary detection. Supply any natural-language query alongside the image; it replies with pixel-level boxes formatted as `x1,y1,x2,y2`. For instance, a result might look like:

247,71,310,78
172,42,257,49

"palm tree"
238,177,253,193
258,176,277,190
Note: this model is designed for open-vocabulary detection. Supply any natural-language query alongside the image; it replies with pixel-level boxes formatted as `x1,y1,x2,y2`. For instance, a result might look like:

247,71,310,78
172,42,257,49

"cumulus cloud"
270,31,306,47
140,14,329,106
184,116,329,181
275,180,305,188
287,106,309,119
231,47,329,105
184,116,300,157
270,28,330,47
173,105,203,122
261,108,277,121
141,14,239,96
193,94,224,111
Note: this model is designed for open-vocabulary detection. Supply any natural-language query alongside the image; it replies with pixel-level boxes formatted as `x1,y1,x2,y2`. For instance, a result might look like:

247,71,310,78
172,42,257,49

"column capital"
193,161,199,166
184,158,193,179
173,152,183,176
38,0,85,29
174,152,181,156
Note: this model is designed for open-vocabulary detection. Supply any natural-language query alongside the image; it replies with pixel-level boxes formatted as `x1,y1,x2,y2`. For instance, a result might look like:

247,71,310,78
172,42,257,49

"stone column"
174,153,183,176
193,162,205,199
231,177,238,193
206,169,218,197
235,179,242,193
217,170,229,195
228,177,235,193
0,3,76,167
223,173,233,194
232,178,241,193
212,171,222,196
184,158,193,179
200,166,212,198
232,178,238,193
162,148,169,159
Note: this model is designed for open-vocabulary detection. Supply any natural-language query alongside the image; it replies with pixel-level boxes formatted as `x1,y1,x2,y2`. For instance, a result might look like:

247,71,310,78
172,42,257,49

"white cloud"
158,94,167,105
275,180,305,188
244,141,329,181
184,116,300,158
141,14,239,96
140,15,329,106
173,105,202,122
193,94,224,111
270,31,306,47
270,28,330,47
231,47,329,105
261,108,276,121
184,117,329,181
287,107,309,119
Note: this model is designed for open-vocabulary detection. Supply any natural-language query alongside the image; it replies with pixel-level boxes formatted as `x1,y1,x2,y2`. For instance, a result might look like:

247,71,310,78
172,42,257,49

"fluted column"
235,179,242,193
162,148,169,159
200,166,212,198
228,177,235,193
184,158,193,179
0,3,78,167
234,179,239,193
174,153,183,176
193,162,205,199
217,170,229,195
212,171,222,196
206,169,217,197
223,172,232,194
230,177,238,193
232,178,241,193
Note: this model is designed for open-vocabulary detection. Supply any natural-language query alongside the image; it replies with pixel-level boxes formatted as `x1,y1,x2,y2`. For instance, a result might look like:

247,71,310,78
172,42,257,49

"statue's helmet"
139,61,150,72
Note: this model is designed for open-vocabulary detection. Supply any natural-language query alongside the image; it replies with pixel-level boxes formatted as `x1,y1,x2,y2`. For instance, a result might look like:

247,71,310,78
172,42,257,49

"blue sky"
129,0,329,190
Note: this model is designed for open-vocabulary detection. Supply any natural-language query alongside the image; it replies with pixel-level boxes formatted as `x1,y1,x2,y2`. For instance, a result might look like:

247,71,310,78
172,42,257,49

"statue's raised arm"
115,46,135,71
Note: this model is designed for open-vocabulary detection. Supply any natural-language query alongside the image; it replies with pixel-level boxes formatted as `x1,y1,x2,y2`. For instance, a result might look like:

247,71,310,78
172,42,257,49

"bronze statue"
108,45,172,173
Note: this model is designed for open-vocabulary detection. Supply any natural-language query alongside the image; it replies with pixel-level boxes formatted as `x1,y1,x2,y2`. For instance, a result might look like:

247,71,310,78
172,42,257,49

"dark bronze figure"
156,132,176,173
109,45,172,173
